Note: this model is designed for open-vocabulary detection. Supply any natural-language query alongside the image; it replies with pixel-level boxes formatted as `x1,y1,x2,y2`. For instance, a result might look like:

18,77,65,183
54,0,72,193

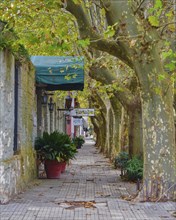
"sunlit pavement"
0,138,175,220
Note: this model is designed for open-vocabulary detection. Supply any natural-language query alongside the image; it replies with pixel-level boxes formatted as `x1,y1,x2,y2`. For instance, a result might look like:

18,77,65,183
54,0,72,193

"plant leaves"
148,16,159,27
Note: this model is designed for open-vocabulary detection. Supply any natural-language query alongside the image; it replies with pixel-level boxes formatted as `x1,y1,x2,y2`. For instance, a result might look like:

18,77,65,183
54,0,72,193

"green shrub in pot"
35,131,77,163
35,131,77,178
72,136,85,149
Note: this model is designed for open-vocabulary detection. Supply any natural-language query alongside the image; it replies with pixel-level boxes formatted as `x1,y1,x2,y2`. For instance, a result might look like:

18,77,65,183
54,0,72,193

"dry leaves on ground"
64,201,96,209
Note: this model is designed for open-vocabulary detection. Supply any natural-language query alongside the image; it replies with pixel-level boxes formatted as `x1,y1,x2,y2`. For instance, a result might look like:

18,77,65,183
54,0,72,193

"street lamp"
74,97,80,108
65,95,72,110
41,93,48,104
48,97,54,112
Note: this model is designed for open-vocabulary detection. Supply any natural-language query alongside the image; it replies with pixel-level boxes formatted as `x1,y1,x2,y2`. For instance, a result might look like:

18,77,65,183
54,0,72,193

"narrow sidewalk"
0,139,175,220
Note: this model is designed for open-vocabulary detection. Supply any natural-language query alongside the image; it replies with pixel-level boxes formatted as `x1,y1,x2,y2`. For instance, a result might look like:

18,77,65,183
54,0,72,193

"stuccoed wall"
0,49,37,204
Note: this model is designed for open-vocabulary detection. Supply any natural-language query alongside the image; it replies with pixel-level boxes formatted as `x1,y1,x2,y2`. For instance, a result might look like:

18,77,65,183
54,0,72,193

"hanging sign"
73,118,83,126
71,108,94,116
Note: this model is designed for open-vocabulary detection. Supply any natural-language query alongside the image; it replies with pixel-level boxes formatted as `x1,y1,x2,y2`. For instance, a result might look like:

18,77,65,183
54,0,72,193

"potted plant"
35,131,77,178
72,136,85,149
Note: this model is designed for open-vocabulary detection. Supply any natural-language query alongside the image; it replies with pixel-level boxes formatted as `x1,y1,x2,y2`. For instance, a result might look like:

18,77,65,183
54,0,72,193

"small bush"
126,156,143,181
72,136,85,148
114,152,129,169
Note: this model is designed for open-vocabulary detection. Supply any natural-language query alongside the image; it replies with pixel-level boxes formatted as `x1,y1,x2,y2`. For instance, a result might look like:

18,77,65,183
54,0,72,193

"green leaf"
162,49,173,59
56,156,61,162
166,11,173,18
155,0,162,9
158,74,165,81
77,38,90,47
104,28,115,38
148,15,159,27
104,24,118,38
148,8,155,14
165,63,176,71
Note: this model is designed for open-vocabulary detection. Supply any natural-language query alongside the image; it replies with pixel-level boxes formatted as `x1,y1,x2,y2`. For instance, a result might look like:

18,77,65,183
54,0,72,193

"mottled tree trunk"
134,53,176,200
107,107,114,158
91,117,101,148
142,92,175,172
89,64,142,158
90,94,108,153
128,107,143,157
119,107,129,151
98,113,107,153
109,97,122,157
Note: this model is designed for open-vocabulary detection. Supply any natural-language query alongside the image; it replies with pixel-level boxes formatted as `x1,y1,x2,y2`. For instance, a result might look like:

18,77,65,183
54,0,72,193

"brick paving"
0,139,175,220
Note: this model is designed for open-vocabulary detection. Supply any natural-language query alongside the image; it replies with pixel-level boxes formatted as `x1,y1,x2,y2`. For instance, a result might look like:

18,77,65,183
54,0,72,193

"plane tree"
65,0,176,200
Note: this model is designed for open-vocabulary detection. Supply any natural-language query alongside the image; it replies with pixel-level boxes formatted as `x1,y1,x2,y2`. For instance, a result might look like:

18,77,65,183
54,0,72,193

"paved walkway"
0,139,175,220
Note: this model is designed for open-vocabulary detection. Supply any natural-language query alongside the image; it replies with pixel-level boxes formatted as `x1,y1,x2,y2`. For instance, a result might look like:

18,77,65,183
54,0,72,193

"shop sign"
71,108,94,116
73,118,83,126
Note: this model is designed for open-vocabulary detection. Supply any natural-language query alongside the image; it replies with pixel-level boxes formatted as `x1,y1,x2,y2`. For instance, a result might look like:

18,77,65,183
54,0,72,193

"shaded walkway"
0,139,175,220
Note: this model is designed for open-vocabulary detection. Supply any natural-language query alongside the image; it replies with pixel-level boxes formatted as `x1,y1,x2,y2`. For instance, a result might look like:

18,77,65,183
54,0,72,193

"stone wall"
0,49,37,203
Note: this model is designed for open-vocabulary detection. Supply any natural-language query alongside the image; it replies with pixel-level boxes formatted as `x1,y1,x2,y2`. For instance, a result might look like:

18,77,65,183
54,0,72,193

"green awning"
31,56,84,91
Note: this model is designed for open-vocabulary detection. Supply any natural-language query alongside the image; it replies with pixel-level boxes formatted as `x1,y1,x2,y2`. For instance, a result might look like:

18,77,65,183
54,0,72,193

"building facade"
0,49,37,203
0,49,66,203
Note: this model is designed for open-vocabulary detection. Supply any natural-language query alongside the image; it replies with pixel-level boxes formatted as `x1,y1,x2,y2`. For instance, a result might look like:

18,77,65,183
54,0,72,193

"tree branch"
134,0,145,15
65,0,133,68
89,64,138,109
160,22,176,35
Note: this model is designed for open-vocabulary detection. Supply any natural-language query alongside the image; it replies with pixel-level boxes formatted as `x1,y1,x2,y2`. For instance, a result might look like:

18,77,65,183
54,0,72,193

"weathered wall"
0,49,37,203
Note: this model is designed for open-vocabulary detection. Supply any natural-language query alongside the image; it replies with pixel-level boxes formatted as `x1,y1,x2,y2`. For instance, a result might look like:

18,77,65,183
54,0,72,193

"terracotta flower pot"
44,160,62,179
60,161,67,173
